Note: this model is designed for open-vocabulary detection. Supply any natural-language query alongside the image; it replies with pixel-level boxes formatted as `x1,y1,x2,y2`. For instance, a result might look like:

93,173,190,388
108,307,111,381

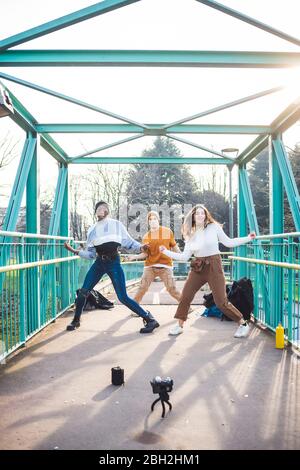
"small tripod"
151,389,172,418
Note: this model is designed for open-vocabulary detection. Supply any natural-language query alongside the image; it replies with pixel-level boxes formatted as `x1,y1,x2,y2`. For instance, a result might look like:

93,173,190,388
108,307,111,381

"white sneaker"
169,324,184,336
234,323,250,338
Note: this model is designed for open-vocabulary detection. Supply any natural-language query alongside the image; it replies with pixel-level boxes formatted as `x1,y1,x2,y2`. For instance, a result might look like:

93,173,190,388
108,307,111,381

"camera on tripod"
150,376,173,418
150,376,173,394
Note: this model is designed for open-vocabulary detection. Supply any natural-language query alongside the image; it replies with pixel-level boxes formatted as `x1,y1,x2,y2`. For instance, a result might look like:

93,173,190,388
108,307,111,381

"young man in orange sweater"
128,211,182,305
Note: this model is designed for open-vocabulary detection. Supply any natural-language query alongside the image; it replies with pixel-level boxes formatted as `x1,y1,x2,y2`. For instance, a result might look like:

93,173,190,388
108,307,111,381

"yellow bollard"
275,323,285,349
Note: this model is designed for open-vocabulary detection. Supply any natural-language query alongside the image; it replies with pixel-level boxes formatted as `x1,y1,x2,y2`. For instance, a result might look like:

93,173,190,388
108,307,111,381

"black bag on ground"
227,278,253,321
203,278,254,322
203,286,230,309
76,289,114,311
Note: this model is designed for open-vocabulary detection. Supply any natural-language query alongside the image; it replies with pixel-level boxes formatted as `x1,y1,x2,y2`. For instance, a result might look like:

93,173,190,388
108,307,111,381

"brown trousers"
175,254,243,323
134,267,181,303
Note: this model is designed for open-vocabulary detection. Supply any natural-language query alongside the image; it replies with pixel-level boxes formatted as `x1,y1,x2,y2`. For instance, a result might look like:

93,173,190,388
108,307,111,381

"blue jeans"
74,256,150,320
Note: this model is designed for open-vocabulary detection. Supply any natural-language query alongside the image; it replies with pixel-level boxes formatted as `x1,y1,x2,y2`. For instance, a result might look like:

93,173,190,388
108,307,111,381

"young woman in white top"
160,204,256,337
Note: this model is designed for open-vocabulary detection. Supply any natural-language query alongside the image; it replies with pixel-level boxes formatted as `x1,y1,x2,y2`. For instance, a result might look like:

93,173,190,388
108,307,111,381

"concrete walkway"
0,282,300,450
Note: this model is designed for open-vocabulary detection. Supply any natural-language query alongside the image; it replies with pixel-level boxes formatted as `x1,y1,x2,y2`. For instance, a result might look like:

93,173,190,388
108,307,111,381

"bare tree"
0,131,18,171
69,175,89,240
0,131,19,227
40,189,54,235
196,165,228,199
84,164,129,220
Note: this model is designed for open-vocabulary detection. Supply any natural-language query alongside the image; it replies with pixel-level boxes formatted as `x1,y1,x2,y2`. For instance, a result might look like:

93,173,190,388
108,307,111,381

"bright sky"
0,0,300,207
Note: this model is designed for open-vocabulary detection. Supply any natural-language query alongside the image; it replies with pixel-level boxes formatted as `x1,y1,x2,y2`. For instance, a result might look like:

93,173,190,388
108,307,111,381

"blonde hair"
182,204,218,240
147,211,160,223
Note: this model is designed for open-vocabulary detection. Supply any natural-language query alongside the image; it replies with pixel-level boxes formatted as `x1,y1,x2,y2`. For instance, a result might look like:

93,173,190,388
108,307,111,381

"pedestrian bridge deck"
0,281,299,450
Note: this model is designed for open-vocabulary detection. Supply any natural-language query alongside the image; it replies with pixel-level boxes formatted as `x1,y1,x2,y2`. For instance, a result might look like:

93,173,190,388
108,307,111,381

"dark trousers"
74,256,149,320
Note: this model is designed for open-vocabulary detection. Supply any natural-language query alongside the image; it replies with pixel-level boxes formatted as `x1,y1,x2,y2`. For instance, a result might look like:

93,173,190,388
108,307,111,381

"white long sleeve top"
78,217,141,260
163,223,251,261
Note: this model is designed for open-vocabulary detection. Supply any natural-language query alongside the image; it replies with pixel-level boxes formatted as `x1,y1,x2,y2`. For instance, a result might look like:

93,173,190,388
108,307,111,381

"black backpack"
76,289,114,311
227,278,254,321
203,278,254,321
203,285,231,309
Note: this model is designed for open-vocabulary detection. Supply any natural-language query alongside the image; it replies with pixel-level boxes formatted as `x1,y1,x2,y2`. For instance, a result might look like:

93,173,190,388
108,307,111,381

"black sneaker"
140,319,160,334
66,320,80,331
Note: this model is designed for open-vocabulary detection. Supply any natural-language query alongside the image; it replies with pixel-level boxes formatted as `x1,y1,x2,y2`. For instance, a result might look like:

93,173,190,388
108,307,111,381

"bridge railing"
231,231,300,349
0,231,93,361
4,225,286,361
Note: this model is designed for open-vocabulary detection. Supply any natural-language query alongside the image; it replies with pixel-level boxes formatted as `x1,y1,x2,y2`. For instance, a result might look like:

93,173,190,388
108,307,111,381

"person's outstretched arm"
160,243,193,261
64,241,79,255
64,226,97,260
118,221,148,253
64,241,97,260
172,244,181,253
215,224,256,248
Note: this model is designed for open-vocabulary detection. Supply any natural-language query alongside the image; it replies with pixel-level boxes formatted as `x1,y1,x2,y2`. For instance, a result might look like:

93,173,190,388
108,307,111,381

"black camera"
150,376,173,394
111,366,124,386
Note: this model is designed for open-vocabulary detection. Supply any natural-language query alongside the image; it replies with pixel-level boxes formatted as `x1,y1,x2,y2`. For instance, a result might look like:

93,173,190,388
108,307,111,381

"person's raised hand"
141,244,150,253
249,232,256,240
123,254,136,262
64,241,72,251
64,241,79,255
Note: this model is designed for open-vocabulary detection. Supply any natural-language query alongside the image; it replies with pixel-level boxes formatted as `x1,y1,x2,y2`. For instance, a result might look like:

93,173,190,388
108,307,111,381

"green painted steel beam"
60,168,69,238
2,134,37,233
272,137,300,231
36,123,271,134
269,138,284,235
236,164,264,282
70,135,144,161
0,81,37,133
0,71,149,129
167,134,235,160
269,137,284,324
1,50,300,67
26,139,39,234
70,157,233,164
236,165,248,279
0,80,69,164
48,166,68,236
0,0,142,50
236,135,269,165
195,0,300,47
163,86,283,129
40,134,69,165
238,165,259,234
59,167,69,308
237,97,300,165
271,98,300,135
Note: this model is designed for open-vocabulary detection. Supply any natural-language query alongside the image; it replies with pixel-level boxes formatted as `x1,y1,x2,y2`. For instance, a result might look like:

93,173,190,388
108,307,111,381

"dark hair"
94,201,109,213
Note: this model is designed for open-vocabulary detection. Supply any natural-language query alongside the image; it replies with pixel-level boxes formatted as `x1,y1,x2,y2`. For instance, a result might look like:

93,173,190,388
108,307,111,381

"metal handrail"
255,232,300,240
0,255,79,273
229,255,300,270
0,230,72,241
